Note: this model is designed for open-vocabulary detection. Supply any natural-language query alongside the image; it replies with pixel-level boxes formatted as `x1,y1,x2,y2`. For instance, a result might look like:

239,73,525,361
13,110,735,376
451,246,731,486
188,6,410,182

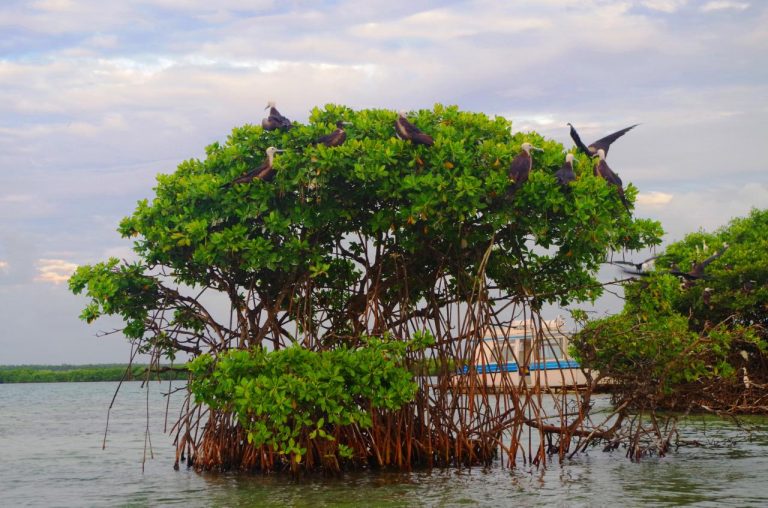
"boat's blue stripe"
460,360,580,374
479,335,566,341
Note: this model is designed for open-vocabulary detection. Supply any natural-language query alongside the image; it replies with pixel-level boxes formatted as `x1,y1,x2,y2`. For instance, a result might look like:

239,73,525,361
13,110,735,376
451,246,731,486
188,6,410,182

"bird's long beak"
531,146,544,152
341,121,353,126
264,104,270,110
275,149,285,153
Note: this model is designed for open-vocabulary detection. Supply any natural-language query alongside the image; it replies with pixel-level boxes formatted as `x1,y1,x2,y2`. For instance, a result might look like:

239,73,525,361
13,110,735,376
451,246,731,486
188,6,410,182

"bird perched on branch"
555,153,576,187
594,149,631,213
223,146,284,186
315,121,351,147
508,142,543,192
262,101,293,131
394,111,434,146
568,123,638,158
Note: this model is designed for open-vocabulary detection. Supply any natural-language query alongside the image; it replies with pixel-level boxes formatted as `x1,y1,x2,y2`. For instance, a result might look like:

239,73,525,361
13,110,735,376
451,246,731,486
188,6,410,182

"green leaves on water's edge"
188,335,425,459
572,208,768,397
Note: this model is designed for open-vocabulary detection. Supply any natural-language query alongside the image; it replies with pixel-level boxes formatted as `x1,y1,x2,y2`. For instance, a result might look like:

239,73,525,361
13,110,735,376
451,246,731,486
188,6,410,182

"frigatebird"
394,111,434,146
223,146,284,186
594,149,631,213
555,153,576,186
262,101,292,131
315,121,350,147
568,123,638,158
611,255,659,276
508,142,542,192
669,243,729,281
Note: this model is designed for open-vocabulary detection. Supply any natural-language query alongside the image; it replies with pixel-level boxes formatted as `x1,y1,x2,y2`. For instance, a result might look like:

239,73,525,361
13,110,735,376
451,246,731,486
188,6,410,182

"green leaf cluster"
69,258,160,340
659,208,768,335
573,208,768,394
187,337,419,459
572,275,730,391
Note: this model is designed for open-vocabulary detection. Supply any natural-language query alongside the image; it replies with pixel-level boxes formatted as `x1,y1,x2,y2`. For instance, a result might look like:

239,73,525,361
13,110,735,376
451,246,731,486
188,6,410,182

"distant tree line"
0,364,188,383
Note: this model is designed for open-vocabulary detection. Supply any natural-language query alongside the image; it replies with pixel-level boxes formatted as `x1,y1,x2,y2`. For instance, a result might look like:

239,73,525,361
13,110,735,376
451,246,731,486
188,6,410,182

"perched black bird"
555,153,576,186
394,111,434,146
611,255,659,276
594,149,631,213
508,142,542,192
670,243,729,281
223,147,284,186
568,123,638,158
262,101,292,131
315,121,350,147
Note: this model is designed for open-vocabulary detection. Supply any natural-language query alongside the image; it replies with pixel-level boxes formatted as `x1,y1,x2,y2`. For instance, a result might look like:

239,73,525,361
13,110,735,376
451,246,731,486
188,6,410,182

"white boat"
453,317,589,391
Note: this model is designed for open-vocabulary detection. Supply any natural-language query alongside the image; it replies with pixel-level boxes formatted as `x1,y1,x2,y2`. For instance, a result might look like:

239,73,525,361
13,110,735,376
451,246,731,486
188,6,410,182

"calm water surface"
1,381,767,507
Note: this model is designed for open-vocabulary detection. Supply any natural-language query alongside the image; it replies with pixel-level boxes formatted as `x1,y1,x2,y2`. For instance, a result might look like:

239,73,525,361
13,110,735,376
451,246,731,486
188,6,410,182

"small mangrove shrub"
188,336,423,465
572,272,764,403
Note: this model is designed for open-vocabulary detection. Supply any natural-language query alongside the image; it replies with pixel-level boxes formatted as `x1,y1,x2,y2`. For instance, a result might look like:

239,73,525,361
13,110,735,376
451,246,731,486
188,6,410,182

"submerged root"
182,402,585,474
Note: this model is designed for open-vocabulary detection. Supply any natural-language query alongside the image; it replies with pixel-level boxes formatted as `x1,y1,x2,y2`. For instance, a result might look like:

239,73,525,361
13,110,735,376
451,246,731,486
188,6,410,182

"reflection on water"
0,382,766,507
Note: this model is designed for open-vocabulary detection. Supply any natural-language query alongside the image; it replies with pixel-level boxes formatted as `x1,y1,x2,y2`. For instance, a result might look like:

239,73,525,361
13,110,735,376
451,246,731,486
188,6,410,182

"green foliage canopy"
69,104,662,358
572,275,752,392
573,208,767,397
659,208,768,334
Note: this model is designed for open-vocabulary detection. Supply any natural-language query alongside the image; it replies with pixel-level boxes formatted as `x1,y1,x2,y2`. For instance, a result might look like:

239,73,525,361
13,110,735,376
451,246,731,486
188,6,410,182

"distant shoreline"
0,364,188,383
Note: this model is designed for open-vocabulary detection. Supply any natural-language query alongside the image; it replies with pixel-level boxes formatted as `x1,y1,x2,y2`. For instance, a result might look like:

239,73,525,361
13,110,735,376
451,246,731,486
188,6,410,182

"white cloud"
0,2,141,36
35,258,78,284
350,8,551,41
0,194,35,204
641,0,689,13
85,33,120,49
637,191,674,205
146,0,276,10
701,1,750,12
32,0,75,11
646,183,768,242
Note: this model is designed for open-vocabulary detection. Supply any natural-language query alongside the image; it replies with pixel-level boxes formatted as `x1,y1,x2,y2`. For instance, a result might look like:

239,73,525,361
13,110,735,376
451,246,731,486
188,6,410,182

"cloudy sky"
1,0,766,364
